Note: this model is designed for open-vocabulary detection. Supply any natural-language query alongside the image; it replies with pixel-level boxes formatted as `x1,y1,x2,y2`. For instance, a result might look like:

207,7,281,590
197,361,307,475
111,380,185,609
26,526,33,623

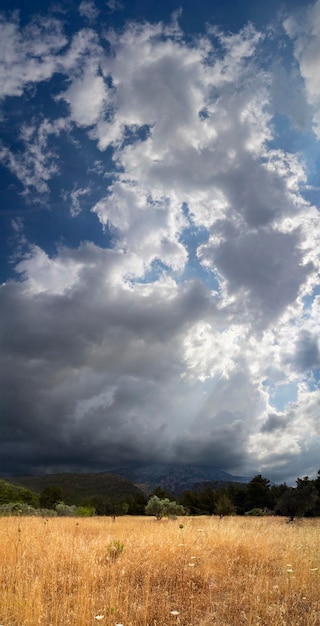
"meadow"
0,515,319,626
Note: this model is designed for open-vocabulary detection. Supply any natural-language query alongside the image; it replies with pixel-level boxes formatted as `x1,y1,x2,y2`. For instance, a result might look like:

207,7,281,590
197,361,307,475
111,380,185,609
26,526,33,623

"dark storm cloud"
200,227,313,326
0,244,216,474
260,412,288,433
291,330,320,371
173,411,247,470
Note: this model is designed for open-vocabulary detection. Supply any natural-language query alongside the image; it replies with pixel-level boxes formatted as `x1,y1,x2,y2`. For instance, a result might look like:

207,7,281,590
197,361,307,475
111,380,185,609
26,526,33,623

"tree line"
1,471,320,520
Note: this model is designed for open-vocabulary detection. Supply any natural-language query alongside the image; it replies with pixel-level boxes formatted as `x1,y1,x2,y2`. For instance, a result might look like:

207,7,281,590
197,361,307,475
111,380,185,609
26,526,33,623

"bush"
55,502,77,517
76,506,96,517
245,508,265,516
106,540,125,562
0,502,38,516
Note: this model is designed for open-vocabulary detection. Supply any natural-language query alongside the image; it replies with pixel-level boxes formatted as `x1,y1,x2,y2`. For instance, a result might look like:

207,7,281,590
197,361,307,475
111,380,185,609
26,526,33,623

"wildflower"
287,569,293,573
94,616,104,621
170,610,180,615
188,562,195,567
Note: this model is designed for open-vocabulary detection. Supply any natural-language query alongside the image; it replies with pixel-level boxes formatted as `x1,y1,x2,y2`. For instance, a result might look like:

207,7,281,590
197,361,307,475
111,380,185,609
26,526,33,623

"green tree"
152,486,174,500
17,487,39,508
86,495,128,517
196,485,217,515
39,485,64,510
311,470,320,515
0,480,20,504
181,490,203,515
275,486,318,521
215,492,236,517
245,475,272,512
226,483,247,515
145,495,185,520
127,492,147,515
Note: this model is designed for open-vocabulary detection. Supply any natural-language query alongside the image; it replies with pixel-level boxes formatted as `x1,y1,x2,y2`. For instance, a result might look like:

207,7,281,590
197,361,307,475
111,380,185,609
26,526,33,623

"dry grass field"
0,515,319,626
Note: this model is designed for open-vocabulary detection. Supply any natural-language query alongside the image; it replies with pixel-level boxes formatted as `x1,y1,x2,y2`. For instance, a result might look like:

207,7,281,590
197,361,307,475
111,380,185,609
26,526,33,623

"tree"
226,483,247,515
86,495,128,517
152,486,173,500
145,495,185,520
40,485,63,510
17,487,39,508
245,475,272,512
181,490,203,515
275,486,318,522
215,492,236,517
196,485,217,515
127,492,148,515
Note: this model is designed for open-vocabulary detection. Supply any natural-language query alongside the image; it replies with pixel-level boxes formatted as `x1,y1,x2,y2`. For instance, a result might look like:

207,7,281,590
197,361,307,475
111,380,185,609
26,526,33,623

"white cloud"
0,13,67,99
106,0,124,12
0,117,67,195
79,1,99,23
58,65,109,127
284,0,320,137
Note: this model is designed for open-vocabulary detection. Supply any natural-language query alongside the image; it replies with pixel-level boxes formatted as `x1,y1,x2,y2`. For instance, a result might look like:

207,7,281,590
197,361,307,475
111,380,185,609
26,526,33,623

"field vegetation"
0,515,319,625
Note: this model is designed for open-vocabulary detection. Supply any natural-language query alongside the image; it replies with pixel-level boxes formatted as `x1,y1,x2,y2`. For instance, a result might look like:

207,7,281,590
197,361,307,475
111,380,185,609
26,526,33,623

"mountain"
5,465,251,504
104,464,251,495
5,472,143,506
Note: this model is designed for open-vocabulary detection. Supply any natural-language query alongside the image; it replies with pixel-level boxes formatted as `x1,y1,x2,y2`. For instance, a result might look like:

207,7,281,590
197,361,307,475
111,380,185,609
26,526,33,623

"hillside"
0,478,39,506
6,473,143,506
4,465,251,504
104,464,251,494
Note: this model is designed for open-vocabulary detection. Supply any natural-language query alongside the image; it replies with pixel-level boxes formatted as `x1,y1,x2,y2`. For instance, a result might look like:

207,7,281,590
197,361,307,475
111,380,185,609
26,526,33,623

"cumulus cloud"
284,0,320,137
0,13,67,100
0,117,67,196
79,1,99,23
0,3,319,482
57,66,109,127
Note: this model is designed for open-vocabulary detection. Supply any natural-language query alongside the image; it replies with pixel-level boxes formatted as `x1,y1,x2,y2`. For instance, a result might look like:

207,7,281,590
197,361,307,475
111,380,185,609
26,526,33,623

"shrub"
55,502,77,517
0,502,38,516
245,508,265,516
76,506,96,517
106,539,125,562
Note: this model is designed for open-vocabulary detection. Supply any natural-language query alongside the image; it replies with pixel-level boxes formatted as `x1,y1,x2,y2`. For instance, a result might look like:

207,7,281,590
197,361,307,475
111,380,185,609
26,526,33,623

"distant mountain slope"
105,464,251,494
6,473,143,506
5,465,251,504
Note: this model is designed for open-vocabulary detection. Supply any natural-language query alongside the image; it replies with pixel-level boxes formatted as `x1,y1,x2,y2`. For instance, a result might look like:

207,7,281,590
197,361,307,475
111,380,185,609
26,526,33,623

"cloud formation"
0,1,320,483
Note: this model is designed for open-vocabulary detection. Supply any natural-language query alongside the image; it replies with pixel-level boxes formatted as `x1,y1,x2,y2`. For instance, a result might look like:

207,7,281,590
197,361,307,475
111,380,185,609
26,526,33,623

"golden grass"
0,515,319,625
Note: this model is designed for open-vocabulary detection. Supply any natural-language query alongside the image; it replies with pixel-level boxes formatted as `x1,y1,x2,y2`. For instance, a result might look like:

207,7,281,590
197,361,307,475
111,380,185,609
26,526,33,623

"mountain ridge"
5,464,251,501
103,463,251,494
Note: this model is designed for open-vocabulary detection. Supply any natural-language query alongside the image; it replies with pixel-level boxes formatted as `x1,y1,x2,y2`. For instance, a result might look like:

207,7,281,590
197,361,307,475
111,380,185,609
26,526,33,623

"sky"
0,0,320,484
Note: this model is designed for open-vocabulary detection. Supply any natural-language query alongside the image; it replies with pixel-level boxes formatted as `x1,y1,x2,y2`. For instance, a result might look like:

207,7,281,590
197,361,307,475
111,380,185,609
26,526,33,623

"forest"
1,471,320,520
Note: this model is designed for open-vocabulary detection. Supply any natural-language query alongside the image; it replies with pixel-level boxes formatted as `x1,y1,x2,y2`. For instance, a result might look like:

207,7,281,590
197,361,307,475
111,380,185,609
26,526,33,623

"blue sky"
1,0,320,483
